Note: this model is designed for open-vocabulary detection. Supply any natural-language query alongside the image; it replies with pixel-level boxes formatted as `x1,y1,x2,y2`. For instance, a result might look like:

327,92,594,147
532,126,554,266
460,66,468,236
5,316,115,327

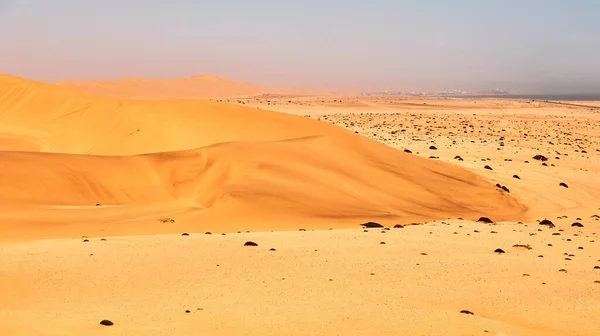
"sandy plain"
1,74,599,336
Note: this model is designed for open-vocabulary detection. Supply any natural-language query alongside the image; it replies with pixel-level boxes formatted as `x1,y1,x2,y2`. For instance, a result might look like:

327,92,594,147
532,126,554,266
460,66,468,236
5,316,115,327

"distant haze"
1,0,599,93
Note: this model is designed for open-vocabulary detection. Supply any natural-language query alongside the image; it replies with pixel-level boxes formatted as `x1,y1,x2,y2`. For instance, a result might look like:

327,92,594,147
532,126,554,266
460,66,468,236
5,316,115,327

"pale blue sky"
1,0,599,92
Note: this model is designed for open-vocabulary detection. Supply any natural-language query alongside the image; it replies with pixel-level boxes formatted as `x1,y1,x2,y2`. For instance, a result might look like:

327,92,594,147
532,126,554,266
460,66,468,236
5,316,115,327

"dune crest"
0,73,527,240
53,73,308,99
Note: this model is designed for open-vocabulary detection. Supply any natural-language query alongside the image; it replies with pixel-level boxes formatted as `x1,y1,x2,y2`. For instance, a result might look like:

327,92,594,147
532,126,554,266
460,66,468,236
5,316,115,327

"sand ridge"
53,73,322,99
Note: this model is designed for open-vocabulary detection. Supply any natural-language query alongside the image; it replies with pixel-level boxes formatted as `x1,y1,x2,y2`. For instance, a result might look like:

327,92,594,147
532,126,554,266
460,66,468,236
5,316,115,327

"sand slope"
54,74,291,99
0,73,527,239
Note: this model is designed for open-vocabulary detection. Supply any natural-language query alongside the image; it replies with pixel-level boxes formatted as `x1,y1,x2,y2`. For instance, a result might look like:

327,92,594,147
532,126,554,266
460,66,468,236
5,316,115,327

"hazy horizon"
1,0,599,93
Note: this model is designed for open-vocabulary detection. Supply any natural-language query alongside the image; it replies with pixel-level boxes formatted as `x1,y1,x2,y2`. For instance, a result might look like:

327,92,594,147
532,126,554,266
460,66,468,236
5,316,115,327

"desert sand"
54,74,320,99
1,73,599,336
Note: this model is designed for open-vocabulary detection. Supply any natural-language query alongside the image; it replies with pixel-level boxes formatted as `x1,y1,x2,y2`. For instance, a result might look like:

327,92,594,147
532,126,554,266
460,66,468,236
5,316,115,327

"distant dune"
53,74,317,99
0,73,527,240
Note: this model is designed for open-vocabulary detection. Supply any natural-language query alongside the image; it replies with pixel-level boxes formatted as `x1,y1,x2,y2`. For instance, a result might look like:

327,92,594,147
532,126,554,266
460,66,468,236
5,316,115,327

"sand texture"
53,74,317,99
1,74,599,335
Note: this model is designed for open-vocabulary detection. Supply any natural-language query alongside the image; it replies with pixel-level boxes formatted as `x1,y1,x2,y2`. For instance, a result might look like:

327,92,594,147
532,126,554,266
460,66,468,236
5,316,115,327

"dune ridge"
0,73,527,240
53,73,313,99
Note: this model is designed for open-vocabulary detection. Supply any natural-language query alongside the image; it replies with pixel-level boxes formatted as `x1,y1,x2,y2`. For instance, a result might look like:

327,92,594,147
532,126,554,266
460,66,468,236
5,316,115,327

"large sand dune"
0,73,526,240
53,74,308,99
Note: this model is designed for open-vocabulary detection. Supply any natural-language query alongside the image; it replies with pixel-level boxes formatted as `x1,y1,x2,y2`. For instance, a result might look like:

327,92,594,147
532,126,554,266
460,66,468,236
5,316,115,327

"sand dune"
1,73,335,155
0,73,527,240
53,74,309,99
2,74,599,336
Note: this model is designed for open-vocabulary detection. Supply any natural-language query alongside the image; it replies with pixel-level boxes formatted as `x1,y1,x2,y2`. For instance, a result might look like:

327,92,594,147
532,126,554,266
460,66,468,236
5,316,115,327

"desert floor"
1,86,600,335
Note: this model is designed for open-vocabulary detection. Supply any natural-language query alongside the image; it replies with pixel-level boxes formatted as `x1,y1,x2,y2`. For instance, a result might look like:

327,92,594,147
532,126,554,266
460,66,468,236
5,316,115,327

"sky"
1,0,599,93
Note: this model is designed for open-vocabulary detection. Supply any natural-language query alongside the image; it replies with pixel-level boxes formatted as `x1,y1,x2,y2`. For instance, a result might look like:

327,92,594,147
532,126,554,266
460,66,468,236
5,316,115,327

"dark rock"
484,165,493,170
494,248,505,254
533,155,548,161
539,219,555,228
477,217,494,224
244,241,258,246
404,149,412,153
460,310,474,315
361,222,384,228
571,222,584,228
429,146,437,150
99,320,114,326
559,182,569,188
181,233,190,236
513,175,520,179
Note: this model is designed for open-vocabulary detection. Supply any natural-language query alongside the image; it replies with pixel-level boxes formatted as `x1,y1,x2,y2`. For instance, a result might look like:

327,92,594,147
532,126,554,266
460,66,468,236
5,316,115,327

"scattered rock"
571,222,584,228
539,219,555,228
477,217,493,224
361,222,384,228
533,155,548,161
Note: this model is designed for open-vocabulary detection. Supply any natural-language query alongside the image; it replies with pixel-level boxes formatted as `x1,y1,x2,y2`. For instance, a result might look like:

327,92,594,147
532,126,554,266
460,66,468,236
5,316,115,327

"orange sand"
53,74,318,99
0,73,526,240
2,73,599,336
